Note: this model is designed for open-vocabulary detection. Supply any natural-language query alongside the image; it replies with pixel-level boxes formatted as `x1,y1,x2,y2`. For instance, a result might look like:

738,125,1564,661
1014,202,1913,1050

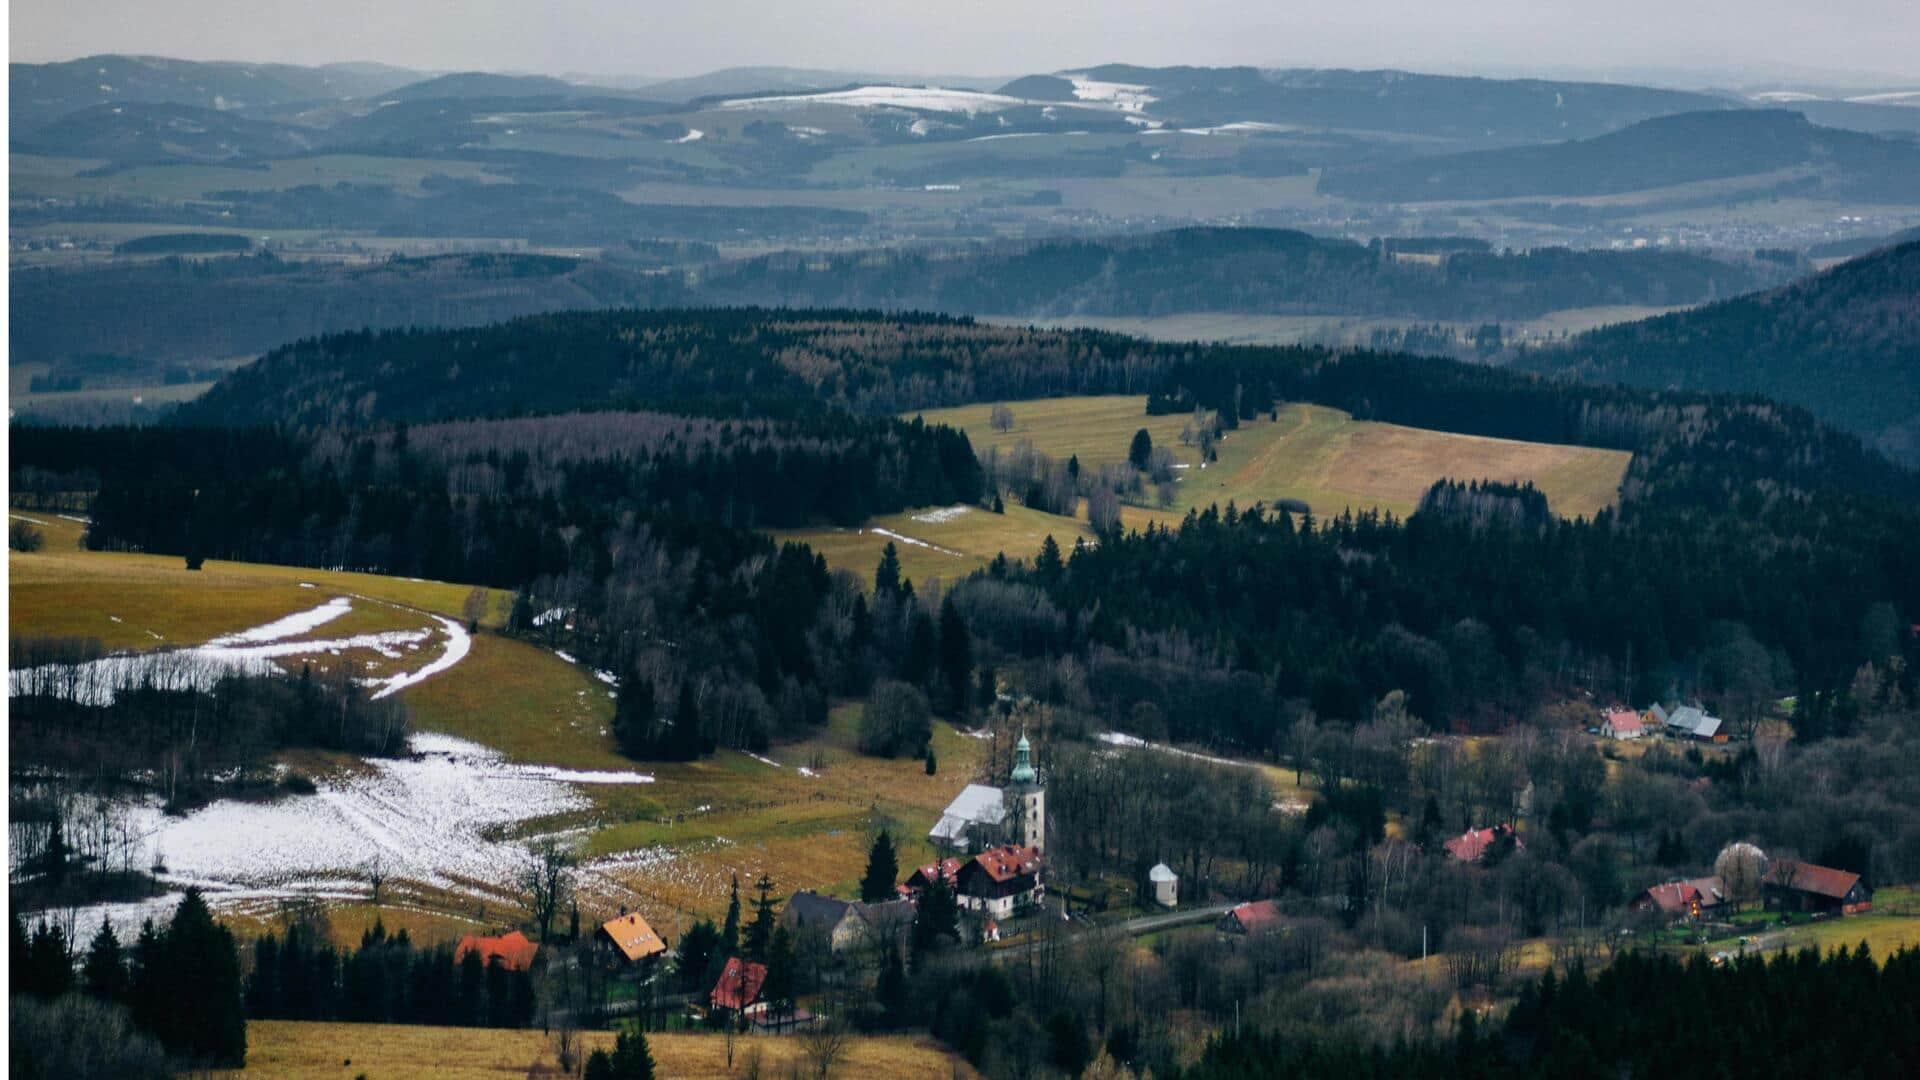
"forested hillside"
16,308,1908,748
9,231,1779,371
1520,241,1920,463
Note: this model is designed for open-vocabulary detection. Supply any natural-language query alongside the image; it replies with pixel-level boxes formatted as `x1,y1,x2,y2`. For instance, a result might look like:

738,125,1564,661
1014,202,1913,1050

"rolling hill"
1320,108,1920,203
1519,240,1920,462
8,54,422,130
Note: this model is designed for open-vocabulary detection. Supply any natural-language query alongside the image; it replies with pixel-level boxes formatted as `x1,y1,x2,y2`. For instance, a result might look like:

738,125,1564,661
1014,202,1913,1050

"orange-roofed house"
710,956,769,1015
955,844,1045,920
1217,899,1283,935
903,856,965,896
600,911,668,965
455,930,540,972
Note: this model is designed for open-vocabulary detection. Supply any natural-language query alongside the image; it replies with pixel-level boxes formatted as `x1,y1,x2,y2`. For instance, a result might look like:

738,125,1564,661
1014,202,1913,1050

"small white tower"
1008,732,1045,852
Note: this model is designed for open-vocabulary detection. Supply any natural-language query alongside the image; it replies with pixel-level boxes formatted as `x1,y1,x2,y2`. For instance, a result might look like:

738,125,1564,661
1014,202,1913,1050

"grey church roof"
930,783,1007,843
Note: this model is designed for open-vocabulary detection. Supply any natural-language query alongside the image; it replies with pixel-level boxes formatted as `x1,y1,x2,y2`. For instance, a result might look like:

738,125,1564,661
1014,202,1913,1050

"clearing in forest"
913,396,1632,522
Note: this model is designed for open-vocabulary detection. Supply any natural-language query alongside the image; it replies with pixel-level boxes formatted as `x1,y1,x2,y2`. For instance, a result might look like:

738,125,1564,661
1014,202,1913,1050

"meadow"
215,1020,976,1079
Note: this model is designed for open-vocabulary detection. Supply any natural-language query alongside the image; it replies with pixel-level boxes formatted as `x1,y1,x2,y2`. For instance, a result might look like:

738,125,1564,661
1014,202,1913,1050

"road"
985,901,1237,962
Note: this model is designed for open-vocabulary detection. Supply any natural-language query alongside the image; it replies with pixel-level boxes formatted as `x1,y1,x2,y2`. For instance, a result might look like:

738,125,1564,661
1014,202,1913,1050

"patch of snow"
365,614,470,699
10,513,50,526
719,85,1027,115
909,117,935,136
533,606,572,627
1062,74,1157,112
554,649,578,664
1846,90,1920,105
797,766,818,778
57,514,92,525
1098,731,1254,770
676,128,705,142
742,751,783,769
911,505,974,524
866,527,963,557
593,669,618,687
203,596,351,646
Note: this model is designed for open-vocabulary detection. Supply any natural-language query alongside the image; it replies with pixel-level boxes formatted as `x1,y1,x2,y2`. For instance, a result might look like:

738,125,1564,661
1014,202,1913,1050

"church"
929,732,1046,854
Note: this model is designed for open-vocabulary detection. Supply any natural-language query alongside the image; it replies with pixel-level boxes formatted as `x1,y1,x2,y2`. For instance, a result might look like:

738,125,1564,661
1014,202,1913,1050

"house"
709,956,769,1015
930,784,1010,853
1665,705,1727,743
1217,899,1283,935
454,930,539,972
781,890,911,955
1149,863,1179,908
1632,876,1728,920
1602,709,1645,740
954,844,1045,920
903,856,964,896
599,911,667,965
1644,702,1672,728
1444,824,1523,863
1763,860,1873,916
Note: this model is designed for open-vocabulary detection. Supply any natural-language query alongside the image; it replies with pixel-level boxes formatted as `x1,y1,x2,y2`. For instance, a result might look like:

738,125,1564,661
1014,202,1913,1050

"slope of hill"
691,226,1779,320
14,102,324,163
1320,109,1920,203
1519,241,1920,461
379,71,586,102
8,54,422,130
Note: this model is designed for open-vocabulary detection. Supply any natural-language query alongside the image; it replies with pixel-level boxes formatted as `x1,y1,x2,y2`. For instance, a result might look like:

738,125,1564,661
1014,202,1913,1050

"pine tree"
911,873,960,968
83,918,128,1003
876,940,908,1027
861,830,900,902
584,1049,615,1080
903,611,937,687
925,748,938,776
875,542,903,595
721,874,742,957
613,675,656,759
1129,429,1154,471
21,920,73,1000
162,889,247,1066
508,586,534,632
991,493,1005,514
763,926,796,1023
611,1028,656,1079
744,872,779,962
937,596,972,716
1035,534,1064,584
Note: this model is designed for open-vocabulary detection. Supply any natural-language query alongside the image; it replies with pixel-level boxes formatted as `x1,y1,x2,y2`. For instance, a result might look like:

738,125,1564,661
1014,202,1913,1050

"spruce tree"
937,596,972,716
611,1028,656,1079
911,874,960,968
925,748,938,776
1129,429,1154,471
744,872,779,962
1035,535,1064,584
876,940,908,1027
613,675,656,759
875,542,903,595
763,926,796,1023
83,918,128,1003
162,889,247,1066
584,1049,615,1080
721,874,742,957
861,829,900,902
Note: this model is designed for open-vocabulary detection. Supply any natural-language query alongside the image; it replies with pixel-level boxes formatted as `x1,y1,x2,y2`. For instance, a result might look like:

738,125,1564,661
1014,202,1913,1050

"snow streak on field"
866,526,963,557
910,505,974,524
8,596,472,705
719,86,1029,114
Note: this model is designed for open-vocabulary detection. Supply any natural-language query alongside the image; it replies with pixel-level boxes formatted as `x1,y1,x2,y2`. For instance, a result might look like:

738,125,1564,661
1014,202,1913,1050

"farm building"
1632,876,1728,920
1217,899,1283,935
955,844,1045,920
1149,863,1179,907
599,911,668,965
454,930,539,972
1763,860,1873,915
1602,709,1645,740
1444,824,1522,863
1663,704,1727,742
781,890,912,955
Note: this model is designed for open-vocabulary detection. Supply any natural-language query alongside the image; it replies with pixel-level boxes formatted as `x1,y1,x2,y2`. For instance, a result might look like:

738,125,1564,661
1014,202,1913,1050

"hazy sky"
11,0,1920,85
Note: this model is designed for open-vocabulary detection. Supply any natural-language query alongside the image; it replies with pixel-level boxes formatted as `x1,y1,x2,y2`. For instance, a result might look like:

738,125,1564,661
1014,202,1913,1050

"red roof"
969,844,1043,884
1764,860,1863,901
1221,900,1282,933
1605,710,1643,733
455,930,539,972
906,857,964,890
1638,877,1726,915
1444,825,1521,863
710,957,769,1011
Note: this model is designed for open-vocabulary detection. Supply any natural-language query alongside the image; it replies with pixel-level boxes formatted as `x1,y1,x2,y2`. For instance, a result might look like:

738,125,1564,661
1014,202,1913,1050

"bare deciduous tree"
989,402,1015,433
520,837,576,942
800,1014,852,1079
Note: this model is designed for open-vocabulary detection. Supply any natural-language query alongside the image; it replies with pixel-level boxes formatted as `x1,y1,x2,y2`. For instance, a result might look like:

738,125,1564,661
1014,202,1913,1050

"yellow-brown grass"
774,503,1092,592
212,1020,975,1079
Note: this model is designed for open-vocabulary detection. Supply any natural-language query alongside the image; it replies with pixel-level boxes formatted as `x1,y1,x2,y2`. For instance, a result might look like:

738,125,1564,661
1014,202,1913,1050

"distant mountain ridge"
1320,109,1920,203
1518,241,1920,462
8,54,423,131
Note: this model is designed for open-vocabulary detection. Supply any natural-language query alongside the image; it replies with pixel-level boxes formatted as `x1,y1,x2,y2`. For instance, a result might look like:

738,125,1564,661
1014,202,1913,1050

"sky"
11,0,1920,87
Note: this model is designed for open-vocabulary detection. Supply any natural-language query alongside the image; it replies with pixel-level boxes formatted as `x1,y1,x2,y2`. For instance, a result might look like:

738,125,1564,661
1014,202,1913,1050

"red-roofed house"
454,930,540,972
955,844,1045,919
1632,876,1727,920
1217,900,1283,935
1763,860,1873,916
1602,709,1645,740
1444,824,1522,863
904,857,964,896
710,956,770,1015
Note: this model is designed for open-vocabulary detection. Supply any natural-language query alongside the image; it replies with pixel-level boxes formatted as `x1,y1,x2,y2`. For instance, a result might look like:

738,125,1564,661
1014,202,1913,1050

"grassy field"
912,396,1631,522
215,1020,975,1079
774,502,1094,591
12,153,505,202
8,510,511,650
981,304,1693,348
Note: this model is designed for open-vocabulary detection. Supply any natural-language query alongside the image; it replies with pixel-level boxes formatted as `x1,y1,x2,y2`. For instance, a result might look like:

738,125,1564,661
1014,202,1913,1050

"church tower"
1008,732,1045,852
